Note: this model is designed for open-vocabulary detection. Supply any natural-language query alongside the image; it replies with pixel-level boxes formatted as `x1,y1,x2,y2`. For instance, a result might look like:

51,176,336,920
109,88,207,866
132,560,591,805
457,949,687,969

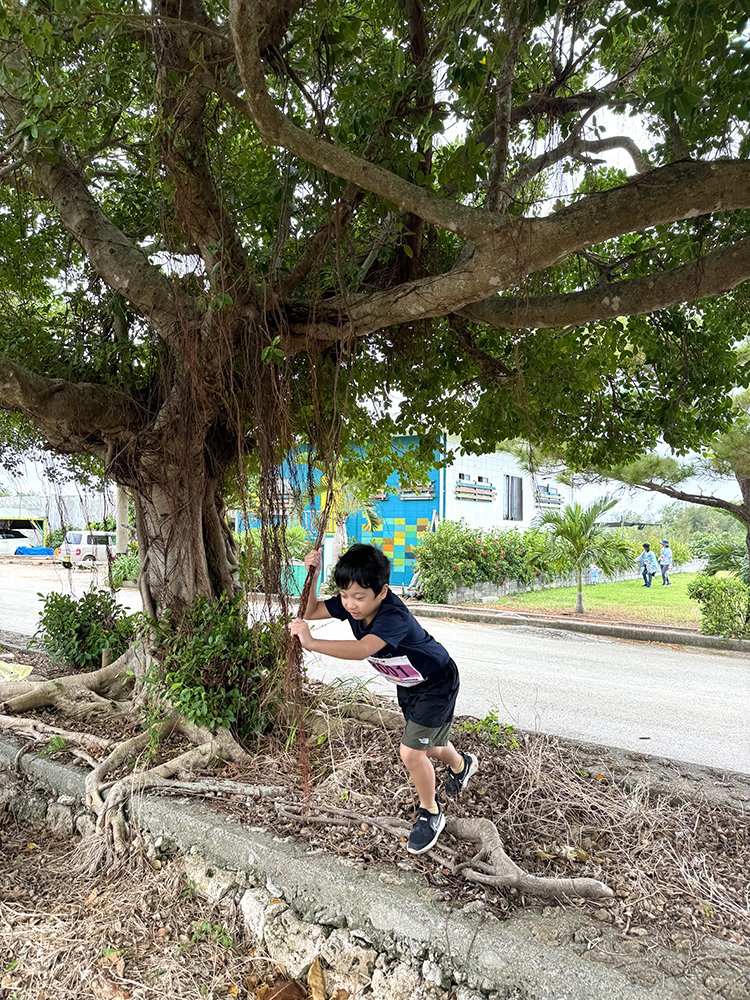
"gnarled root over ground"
3,657,611,899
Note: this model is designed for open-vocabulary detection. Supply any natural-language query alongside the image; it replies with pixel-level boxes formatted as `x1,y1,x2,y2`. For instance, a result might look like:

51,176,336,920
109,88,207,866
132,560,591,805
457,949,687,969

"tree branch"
487,10,527,211
635,480,745,520
280,162,750,347
229,0,492,241
461,237,750,329
0,355,141,458
154,0,250,288
0,47,186,334
507,133,649,200
532,160,750,268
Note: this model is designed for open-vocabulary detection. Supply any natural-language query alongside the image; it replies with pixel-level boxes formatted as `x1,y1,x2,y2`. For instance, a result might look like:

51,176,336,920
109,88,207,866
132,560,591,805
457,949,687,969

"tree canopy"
1,0,750,613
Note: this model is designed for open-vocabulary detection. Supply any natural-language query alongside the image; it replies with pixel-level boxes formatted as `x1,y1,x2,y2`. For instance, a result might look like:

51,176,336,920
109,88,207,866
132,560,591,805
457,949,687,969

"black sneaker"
406,807,445,854
444,752,478,797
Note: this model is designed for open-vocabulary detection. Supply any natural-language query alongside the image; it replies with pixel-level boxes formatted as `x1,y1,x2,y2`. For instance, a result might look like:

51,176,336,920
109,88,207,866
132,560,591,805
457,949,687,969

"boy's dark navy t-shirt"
324,589,451,687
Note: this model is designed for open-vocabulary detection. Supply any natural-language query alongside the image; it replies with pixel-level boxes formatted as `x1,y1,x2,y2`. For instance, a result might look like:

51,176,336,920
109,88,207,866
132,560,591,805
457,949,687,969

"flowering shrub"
417,521,562,603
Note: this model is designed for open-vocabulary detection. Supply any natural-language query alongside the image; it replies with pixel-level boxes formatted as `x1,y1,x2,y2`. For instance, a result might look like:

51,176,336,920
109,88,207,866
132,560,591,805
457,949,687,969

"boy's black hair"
334,543,391,593
642,543,650,551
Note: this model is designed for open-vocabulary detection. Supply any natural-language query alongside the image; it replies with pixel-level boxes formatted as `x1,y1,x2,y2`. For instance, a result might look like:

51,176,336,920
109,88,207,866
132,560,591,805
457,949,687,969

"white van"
60,530,117,567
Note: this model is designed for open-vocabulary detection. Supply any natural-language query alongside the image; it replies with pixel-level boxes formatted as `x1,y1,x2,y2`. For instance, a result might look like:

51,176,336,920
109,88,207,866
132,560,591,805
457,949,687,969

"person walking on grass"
289,543,478,855
659,540,673,586
637,542,659,587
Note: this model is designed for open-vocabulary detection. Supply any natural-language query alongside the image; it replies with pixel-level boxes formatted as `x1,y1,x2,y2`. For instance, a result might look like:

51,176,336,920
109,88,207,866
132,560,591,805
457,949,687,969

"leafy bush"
454,708,520,749
86,516,116,532
46,525,73,549
687,576,750,639
417,521,565,602
36,588,137,671
110,552,140,587
158,595,286,734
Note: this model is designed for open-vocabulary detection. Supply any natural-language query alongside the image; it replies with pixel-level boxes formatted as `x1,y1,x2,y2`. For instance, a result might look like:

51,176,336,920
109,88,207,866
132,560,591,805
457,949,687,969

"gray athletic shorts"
401,717,453,751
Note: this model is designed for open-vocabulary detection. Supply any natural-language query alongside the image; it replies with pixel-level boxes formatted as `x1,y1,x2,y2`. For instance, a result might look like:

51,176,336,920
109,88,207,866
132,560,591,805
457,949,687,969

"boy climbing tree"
289,544,478,854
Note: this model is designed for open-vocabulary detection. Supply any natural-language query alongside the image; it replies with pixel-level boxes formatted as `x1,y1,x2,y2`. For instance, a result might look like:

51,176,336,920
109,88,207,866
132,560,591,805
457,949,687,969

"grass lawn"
486,572,702,627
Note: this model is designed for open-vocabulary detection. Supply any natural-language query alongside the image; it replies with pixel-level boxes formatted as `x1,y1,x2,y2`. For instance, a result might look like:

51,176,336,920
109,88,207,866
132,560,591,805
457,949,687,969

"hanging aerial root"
276,801,614,902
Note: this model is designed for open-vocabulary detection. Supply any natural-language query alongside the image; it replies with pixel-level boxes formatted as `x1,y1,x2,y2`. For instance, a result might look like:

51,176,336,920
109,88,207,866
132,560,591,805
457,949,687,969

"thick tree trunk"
740,477,750,568
131,469,240,620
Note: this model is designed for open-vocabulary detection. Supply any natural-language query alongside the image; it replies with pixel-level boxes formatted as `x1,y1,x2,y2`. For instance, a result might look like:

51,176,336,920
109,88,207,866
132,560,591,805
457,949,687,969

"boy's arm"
289,620,386,660
301,548,332,620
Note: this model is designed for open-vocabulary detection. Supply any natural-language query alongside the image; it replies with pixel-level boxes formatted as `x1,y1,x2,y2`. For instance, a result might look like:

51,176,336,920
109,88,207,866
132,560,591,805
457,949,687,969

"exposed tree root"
0,645,147,714
0,680,46,700
75,713,256,867
446,816,614,899
2,657,614,901
306,700,403,741
0,713,115,753
275,801,614,902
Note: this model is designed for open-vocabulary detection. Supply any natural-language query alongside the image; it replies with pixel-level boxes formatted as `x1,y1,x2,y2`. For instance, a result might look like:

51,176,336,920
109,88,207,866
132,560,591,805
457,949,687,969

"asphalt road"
2,560,748,774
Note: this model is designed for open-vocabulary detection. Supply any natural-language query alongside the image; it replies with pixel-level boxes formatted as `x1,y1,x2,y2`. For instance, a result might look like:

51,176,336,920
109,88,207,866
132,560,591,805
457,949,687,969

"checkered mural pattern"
350,513,432,587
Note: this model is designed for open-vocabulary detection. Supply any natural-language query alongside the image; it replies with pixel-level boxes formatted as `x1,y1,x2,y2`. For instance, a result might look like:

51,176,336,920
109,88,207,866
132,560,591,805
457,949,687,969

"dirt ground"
1,640,749,999
0,820,294,1000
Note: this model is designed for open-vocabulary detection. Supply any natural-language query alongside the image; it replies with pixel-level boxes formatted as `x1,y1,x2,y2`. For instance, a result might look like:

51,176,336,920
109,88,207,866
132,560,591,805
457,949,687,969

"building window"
504,475,523,520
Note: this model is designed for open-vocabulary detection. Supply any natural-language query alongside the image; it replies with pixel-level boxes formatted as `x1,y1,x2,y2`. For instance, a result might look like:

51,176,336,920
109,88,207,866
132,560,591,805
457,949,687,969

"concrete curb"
2,734,745,1000
409,603,750,653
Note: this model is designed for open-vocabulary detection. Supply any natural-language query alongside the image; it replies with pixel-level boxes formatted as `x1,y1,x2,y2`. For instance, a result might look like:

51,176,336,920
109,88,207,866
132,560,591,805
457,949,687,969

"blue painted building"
344,434,568,589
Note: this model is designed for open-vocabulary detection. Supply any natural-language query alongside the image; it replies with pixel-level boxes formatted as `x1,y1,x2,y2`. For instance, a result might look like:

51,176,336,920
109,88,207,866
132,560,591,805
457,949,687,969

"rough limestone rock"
182,854,241,902
320,928,377,992
239,887,272,940
45,801,74,837
370,961,444,1000
263,906,330,978
11,789,48,824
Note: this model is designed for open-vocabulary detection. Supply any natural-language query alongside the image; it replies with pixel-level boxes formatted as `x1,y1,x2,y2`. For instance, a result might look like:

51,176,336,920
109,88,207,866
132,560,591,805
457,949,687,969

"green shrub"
416,521,567,602
46,525,73,549
454,708,520,749
36,588,137,671
157,595,286,734
110,552,140,587
687,576,750,639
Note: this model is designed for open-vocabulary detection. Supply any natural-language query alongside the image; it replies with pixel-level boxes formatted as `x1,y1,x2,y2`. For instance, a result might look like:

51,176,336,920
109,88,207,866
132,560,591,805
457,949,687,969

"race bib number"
367,655,425,686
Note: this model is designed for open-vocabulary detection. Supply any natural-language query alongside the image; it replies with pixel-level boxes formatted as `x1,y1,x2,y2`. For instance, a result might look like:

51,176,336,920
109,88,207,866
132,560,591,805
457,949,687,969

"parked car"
0,528,31,555
60,530,117,567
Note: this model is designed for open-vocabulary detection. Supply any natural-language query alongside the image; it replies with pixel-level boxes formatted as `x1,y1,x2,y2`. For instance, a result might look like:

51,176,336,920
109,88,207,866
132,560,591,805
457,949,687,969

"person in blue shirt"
636,543,659,587
289,543,477,856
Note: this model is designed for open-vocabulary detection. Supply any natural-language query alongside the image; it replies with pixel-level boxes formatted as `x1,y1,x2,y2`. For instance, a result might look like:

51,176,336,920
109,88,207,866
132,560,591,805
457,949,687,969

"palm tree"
703,537,750,584
533,496,633,614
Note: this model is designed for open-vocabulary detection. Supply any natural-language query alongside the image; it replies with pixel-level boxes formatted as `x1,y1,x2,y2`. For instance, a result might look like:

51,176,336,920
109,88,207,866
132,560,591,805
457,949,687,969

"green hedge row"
416,522,560,603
